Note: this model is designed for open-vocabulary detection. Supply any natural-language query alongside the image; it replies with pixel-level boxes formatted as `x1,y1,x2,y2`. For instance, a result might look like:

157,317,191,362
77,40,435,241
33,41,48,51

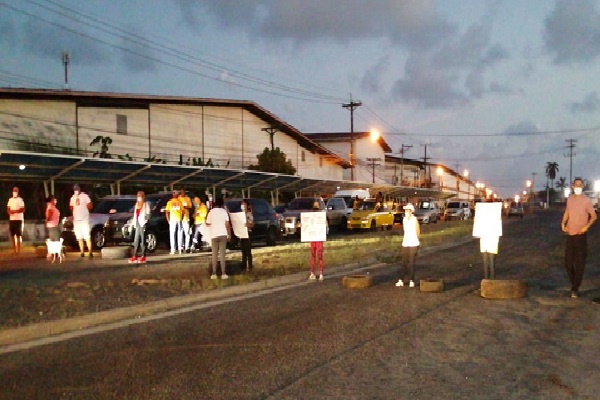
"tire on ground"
342,274,373,289
480,279,528,299
101,246,130,260
420,278,444,293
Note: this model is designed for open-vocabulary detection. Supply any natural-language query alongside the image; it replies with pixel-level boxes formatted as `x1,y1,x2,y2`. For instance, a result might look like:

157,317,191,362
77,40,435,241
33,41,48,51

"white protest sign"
230,212,249,239
300,211,327,242
473,202,503,238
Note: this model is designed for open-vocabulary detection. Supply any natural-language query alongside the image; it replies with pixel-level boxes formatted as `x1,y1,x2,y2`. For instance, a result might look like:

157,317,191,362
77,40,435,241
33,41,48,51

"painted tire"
342,274,373,289
101,246,129,260
480,279,528,299
419,278,445,293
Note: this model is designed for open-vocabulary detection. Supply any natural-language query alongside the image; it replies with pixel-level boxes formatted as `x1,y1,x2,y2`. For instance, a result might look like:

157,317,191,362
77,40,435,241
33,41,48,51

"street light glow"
370,129,380,142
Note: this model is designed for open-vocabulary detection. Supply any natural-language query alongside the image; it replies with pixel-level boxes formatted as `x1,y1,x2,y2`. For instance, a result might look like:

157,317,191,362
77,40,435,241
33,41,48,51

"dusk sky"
2,0,600,198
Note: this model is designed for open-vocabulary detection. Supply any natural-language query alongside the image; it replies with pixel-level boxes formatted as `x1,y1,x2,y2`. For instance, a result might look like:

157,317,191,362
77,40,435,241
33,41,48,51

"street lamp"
370,129,380,142
436,166,444,190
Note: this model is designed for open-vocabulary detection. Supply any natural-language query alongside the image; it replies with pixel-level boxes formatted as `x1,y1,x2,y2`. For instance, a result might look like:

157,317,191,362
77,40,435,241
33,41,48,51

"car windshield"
92,199,136,214
447,202,460,208
418,201,432,210
288,198,318,210
358,201,377,211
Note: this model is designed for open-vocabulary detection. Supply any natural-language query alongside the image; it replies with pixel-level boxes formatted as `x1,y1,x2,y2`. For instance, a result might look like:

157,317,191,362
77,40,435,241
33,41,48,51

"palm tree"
556,176,567,203
545,162,559,206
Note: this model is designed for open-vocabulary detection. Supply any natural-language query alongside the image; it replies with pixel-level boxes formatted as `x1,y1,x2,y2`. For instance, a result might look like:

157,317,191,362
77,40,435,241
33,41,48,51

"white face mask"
74,190,80,196
12,192,18,198
54,199,58,205
137,197,143,202
241,205,246,211
573,187,583,195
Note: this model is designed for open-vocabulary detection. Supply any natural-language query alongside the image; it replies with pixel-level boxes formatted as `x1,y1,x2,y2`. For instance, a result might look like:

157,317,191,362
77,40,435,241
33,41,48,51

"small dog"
46,238,65,263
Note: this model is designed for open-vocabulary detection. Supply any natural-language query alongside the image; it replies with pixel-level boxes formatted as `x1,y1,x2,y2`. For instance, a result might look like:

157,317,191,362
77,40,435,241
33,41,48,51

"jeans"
211,235,228,275
169,220,183,252
565,234,587,292
241,237,253,271
400,246,419,282
132,222,145,257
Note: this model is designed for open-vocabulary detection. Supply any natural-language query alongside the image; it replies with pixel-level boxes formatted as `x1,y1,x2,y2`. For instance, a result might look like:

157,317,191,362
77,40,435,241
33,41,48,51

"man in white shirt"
69,184,94,258
7,186,25,254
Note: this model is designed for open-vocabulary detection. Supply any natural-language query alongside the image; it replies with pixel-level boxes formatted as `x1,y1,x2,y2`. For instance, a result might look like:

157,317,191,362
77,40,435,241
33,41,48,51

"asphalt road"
2,209,600,400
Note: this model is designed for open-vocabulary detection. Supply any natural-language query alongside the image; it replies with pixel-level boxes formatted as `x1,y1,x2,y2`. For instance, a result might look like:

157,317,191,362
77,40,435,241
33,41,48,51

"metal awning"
0,150,451,199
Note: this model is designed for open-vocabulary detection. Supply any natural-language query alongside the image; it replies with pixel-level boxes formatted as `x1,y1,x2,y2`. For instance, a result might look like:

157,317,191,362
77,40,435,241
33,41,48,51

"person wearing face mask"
7,186,25,254
240,199,254,272
396,203,421,288
129,191,151,265
69,184,94,258
561,178,597,298
45,194,60,242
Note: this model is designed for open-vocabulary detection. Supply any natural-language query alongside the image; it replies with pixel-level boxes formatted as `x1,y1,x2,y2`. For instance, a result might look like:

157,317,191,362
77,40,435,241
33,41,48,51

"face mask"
12,192,18,198
573,187,583,195
54,199,58,205
241,205,246,211
137,197,143,202
74,191,80,196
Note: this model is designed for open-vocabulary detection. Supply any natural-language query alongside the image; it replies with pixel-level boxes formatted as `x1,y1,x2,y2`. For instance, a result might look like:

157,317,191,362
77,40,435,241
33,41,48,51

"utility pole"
342,97,362,181
399,144,412,186
421,143,432,187
531,172,537,206
564,139,577,186
61,50,70,90
366,157,381,184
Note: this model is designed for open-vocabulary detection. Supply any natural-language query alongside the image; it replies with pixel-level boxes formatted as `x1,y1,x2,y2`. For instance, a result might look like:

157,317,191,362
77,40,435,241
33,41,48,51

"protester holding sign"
473,200,503,279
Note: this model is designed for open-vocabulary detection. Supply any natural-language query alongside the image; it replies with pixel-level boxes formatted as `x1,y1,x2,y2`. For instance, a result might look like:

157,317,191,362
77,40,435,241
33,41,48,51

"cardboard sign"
473,202,503,238
230,212,249,239
301,211,327,242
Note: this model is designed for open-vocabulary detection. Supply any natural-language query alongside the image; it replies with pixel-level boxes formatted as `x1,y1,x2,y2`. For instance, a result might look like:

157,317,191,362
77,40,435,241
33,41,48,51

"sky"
1,0,600,198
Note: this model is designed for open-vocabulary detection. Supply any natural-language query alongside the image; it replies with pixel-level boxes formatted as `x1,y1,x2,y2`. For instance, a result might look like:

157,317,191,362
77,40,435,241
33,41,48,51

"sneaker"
138,256,146,264
170,250,175,255
128,256,138,264
210,274,217,280
571,291,578,298
80,253,85,258
318,274,324,281
409,280,415,288
89,253,93,258
309,273,316,280
395,279,404,287
221,274,229,279
178,249,183,254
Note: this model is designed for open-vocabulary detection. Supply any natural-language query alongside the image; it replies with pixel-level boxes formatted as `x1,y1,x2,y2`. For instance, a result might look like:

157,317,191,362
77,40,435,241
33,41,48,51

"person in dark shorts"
7,186,25,254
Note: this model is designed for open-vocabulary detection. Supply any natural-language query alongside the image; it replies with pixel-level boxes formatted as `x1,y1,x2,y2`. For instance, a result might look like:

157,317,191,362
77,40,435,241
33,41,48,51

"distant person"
396,203,420,288
45,194,60,241
206,196,231,279
309,201,325,281
473,199,503,279
129,191,151,265
179,188,193,253
7,186,25,254
240,199,254,272
353,195,361,210
376,191,384,205
561,178,597,298
165,190,183,254
190,196,208,252
69,184,93,258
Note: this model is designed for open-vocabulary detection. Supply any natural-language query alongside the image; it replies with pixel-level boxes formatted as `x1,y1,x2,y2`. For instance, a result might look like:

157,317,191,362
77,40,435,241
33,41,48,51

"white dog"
46,238,65,263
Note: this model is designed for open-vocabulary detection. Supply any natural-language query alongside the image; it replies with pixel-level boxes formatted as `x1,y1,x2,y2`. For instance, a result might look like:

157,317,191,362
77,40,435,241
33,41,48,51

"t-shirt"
179,195,192,222
402,215,420,247
565,194,595,235
193,203,208,224
46,203,60,228
70,192,91,222
206,207,230,237
166,198,184,221
7,196,25,221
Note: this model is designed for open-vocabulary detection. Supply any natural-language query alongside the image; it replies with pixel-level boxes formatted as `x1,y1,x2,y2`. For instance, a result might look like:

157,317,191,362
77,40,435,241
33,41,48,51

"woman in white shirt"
396,203,421,288
206,196,231,279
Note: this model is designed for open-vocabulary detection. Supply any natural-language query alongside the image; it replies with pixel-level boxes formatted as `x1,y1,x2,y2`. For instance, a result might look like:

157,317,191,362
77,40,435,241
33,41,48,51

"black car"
225,198,280,248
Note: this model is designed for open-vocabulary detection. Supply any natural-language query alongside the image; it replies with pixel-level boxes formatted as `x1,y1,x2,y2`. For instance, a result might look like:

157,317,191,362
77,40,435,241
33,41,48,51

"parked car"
62,195,137,249
444,201,471,220
224,198,280,247
414,200,441,224
281,197,328,237
506,201,524,219
347,198,394,231
325,196,353,230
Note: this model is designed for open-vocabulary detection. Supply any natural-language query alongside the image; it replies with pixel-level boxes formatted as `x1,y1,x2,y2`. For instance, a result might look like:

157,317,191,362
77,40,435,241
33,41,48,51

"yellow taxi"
347,198,394,231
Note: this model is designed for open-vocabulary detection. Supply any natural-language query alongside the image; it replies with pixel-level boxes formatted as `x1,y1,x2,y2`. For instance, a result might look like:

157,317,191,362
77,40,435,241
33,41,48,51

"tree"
90,136,113,158
556,176,567,202
248,147,296,175
545,161,559,206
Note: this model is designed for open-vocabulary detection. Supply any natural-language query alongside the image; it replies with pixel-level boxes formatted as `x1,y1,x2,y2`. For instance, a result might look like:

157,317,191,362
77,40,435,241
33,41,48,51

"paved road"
1,209,600,399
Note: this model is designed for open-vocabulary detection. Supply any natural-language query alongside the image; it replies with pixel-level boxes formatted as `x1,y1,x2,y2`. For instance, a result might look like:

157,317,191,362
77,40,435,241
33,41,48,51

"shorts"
73,220,91,240
9,220,23,237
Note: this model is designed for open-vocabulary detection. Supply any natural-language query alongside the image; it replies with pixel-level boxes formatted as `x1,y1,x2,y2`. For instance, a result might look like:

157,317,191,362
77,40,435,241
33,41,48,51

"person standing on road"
165,190,184,254
206,196,231,279
69,184,93,258
129,191,151,265
561,178,597,298
190,196,208,252
7,186,25,255
473,199,503,280
309,201,325,281
45,194,60,241
396,203,420,288
179,188,193,253
240,199,254,272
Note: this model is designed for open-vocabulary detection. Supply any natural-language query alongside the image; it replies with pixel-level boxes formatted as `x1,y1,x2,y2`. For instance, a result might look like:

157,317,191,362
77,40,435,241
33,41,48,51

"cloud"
175,0,453,50
568,91,600,114
119,33,158,72
0,14,17,48
359,56,390,95
544,0,600,64
503,120,541,136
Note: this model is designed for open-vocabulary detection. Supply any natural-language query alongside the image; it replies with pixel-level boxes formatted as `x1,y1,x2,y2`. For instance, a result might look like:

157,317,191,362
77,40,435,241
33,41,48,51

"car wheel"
370,220,377,231
91,227,105,249
145,231,158,253
266,226,278,246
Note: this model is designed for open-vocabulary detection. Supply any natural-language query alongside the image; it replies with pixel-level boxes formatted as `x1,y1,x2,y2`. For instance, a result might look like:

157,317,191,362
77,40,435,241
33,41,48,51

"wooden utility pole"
366,157,381,183
342,98,362,180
